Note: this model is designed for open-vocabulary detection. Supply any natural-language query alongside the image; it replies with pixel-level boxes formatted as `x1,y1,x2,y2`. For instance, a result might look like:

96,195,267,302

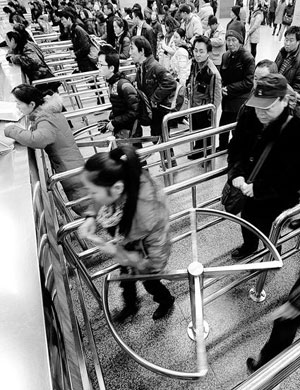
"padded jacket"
220,46,255,112
132,22,156,58
4,94,88,214
107,72,139,133
113,172,171,274
136,55,177,108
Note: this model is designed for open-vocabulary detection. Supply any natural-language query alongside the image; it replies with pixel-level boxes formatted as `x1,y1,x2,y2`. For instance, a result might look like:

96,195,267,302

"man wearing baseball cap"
227,73,300,261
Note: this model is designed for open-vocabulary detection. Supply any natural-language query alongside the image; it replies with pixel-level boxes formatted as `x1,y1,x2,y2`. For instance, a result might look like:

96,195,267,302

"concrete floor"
67,21,300,390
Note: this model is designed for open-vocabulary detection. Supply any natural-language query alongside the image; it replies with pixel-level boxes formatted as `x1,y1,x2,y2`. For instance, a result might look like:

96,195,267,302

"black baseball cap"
246,73,288,109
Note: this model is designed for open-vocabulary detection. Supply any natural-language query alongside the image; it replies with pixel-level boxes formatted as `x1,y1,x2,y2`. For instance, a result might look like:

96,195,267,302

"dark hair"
11,83,45,108
59,10,76,22
178,4,191,14
192,35,212,53
13,23,33,41
6,30,28,52
208,15,218,26
285,26,300,41
104,2,114,12
124,7,132,17
132,9,144,20
98,45,119,73
131,36,152,57
165,15,179,32
174,27,185,39
132,3,142,12
114,16,128,33
255,59,278,73
231,5,241,20
84,145,142,236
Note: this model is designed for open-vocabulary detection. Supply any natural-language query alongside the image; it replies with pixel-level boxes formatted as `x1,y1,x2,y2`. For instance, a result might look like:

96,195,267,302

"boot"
152,296,175,320
114,304,139,323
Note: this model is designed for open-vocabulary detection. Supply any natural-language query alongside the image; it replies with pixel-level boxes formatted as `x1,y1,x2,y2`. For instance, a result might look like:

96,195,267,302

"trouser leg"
119,267,138,306
259,316,300,365
143,279,173,305
219,111,237,150
250,43,257,58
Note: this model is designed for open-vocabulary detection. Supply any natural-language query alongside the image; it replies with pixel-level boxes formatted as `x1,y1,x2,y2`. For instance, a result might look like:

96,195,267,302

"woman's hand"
241,183,254,197
78,217,97,239
86,234,118,256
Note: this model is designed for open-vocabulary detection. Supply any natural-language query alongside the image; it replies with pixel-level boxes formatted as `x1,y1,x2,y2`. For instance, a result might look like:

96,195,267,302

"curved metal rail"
100,208,282,381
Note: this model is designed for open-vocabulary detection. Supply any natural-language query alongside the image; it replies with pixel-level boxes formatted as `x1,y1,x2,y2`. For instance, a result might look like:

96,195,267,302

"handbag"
221,116,292,214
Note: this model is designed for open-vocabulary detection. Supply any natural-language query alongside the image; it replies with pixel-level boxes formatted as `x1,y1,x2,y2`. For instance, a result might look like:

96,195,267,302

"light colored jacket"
4,94,88,214
181,13,203,44
113,172,171,274
158,34,176,72
170,46,191,85
275,1,286,24
198,3,214,33
248,9,263,44
204,24,226,66
190,57,222,110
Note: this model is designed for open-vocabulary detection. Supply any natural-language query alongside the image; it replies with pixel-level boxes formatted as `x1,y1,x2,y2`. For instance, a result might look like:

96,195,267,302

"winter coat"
158,33,176,72
115,32,130,59
132,22,156,58
220,46,255,112
70,24,97,72
248,9,263,44
104,13,116,46
4,94,89,215
181,13,203,43
113,171,171,274
275,43,300,117
198,3,214,33
275,1,286,24
107,72,140,136
6,41,60,93
228,107,300,210
136,55,177,108
170,45,191,86
269,0,278,13
204,23,226,66
189,57,222,109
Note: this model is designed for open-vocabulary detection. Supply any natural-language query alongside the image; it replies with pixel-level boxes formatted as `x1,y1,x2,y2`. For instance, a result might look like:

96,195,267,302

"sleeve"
176,49,191,85
111,82,139,127
4,120,56,148
248,13,263,35
119,36,130,59
209,29,226,47
10,45,40,71
151,67,177,104
74,26,91,58
226,54,255,96
209,70,222,109
192,16,203,37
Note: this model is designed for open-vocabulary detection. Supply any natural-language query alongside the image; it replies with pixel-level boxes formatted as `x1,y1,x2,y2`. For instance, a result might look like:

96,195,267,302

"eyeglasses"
97,63,108,68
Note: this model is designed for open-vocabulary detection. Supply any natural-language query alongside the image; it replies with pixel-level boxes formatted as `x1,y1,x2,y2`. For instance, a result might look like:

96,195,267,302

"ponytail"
84,145,142,236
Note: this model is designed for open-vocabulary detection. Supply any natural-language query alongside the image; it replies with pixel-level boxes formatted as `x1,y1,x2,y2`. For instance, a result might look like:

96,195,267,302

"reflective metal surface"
0,49,52,389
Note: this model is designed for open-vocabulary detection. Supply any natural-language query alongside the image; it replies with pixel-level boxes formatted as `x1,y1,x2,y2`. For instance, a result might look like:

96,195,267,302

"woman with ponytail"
79,145,175,321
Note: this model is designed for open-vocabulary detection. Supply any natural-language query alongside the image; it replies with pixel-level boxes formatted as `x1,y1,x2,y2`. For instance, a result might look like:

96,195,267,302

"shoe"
114,305,138,322
246,357,261,373
152,296,175,320
231,245,256,261
289,219,300,230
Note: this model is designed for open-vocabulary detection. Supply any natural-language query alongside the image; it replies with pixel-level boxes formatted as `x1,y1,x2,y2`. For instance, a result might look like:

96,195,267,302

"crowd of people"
3,0,300,378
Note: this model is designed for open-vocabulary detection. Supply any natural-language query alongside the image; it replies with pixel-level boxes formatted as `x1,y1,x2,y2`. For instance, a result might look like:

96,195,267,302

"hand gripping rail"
57,208,282,381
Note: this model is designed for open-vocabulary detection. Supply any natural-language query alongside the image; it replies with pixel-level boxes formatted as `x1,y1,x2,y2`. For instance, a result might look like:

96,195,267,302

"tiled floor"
70,21,300,390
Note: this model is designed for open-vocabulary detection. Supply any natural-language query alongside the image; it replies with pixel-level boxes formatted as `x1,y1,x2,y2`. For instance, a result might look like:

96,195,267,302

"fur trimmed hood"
29,93,63,121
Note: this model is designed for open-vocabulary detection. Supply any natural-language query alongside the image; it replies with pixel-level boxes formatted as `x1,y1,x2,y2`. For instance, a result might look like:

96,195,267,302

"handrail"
234,339,300,390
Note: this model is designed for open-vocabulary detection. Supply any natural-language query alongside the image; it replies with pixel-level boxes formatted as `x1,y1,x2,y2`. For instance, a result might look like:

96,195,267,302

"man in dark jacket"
131,9,157,59
97,45,141,140
101,2,116,47
275,25,300,117
130,36,177,137
247,275,300,372
60,10,97,72
227,74,300,260
218,26,255,151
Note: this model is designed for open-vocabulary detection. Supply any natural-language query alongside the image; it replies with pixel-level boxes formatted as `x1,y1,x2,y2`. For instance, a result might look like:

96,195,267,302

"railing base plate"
249,287,266,302
187,320,209,341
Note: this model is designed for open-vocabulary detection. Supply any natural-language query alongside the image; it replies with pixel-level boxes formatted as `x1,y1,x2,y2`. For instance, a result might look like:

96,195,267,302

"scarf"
96,197,126,242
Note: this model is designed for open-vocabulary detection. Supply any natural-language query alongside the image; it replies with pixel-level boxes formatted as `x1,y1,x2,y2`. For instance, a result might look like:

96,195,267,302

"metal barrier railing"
57,208,282,381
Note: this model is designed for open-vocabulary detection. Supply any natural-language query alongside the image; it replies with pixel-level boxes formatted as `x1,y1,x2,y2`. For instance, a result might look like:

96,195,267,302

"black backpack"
117,78,153,126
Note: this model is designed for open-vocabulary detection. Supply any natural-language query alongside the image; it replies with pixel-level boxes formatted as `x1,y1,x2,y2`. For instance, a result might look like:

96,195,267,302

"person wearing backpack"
97,46,142,142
